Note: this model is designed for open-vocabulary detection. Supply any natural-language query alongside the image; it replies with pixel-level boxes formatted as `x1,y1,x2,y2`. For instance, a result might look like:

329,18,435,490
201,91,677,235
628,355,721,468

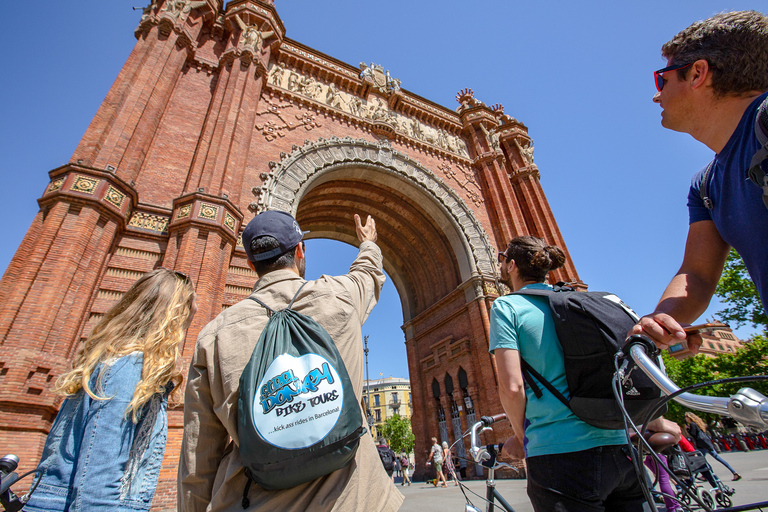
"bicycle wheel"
715,490,732,508
696,487,714,511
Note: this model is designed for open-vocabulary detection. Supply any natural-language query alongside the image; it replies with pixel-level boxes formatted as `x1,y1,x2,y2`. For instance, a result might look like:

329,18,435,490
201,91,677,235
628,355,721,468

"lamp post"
364,335,374,428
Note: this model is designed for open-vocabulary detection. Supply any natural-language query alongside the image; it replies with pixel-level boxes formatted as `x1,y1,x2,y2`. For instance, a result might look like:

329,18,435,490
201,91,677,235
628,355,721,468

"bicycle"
0,453,40,511
618,334,768,512
455,413,519,512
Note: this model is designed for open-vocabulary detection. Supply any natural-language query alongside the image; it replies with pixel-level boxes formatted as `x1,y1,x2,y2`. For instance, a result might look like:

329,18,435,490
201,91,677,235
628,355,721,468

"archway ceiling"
296,178,462,319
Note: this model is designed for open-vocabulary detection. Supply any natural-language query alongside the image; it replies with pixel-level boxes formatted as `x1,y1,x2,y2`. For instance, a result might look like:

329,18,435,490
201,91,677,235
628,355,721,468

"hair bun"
544,246,566,271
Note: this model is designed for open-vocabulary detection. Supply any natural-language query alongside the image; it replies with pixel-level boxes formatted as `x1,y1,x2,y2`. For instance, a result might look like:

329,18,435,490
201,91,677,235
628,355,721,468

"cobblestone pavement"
396,450,768,511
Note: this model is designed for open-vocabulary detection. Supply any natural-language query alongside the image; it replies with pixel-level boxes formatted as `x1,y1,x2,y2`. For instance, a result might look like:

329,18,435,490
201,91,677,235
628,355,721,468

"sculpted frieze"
254,97,322,141
267,64,469,158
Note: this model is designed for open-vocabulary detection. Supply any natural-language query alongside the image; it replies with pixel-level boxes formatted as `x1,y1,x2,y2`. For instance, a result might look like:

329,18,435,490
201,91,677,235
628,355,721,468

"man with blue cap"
179,211,403,512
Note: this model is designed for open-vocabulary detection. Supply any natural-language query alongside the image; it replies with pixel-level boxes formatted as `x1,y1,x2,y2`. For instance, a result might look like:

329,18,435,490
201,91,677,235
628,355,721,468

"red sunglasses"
654,62,693,92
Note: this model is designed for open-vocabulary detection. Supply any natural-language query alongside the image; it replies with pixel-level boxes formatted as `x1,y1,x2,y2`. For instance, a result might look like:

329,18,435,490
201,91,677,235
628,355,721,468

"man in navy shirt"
632,11,768,351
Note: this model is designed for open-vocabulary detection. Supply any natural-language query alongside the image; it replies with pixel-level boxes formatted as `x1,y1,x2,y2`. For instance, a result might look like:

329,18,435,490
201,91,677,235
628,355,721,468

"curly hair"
661,10,768,96
54,268,196,423
505,236,566,283
685,411,708,432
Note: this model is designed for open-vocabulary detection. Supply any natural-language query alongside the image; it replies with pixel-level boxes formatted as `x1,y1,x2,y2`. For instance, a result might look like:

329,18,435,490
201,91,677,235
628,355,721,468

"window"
374,394,380,406
392,392,399,404
375,409,381,422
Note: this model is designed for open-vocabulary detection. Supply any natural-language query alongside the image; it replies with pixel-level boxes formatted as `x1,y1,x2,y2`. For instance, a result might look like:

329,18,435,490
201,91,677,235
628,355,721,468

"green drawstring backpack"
237,282,365,507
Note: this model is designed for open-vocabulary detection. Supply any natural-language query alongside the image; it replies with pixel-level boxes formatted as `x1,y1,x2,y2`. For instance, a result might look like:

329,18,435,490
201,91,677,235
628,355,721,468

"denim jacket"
25,353,170,512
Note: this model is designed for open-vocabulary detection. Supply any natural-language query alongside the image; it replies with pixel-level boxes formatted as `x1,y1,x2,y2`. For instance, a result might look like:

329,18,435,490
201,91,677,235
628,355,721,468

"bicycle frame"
465,414,517,512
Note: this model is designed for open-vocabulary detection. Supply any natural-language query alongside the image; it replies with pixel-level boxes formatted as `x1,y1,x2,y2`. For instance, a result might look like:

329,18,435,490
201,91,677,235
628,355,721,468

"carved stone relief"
254,97,322,141
160,0,206,21
438,162,483,207
267,64,469,158
514,139,538,170
359,62,401,94
251,136,497,277
235,14,273,52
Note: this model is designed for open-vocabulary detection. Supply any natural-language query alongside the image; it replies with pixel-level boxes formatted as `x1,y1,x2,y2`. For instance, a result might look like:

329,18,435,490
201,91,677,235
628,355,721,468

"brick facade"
0,1,580,509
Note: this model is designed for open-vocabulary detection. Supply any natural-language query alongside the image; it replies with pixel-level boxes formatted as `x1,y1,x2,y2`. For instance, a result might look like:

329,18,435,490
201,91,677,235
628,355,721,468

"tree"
377,415,415,454
660,336,768,426
715,249,768,332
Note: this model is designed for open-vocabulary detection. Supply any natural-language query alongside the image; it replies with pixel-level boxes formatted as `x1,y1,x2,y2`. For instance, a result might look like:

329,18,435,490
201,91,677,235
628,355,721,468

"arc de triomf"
0,0,582,508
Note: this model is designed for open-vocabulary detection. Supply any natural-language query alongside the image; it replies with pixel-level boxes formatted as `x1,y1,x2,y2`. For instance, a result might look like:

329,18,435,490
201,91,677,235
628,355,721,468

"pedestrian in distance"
426,436,448,488
25,268,197,512
400,451,412,486
493,236,647,511
377,437,397,482
442,441,460,486
178,211,403,511
631,11,768,351
685,412,742,481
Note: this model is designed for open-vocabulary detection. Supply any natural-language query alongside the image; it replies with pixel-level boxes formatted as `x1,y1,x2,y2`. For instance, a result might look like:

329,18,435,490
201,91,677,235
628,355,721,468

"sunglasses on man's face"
654,62,693,92
497,251,509,264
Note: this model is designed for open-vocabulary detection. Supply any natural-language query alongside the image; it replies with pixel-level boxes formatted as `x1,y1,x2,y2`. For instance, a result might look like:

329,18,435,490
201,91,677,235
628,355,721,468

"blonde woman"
684,412,742,481
25,268,196,512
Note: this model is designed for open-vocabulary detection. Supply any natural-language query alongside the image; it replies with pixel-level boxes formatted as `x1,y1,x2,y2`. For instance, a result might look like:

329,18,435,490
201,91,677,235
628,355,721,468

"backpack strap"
505,287,570,408
748,96,768,209
519,359,570,409
248,281,309,315
699,160,715,210
287,281,308,310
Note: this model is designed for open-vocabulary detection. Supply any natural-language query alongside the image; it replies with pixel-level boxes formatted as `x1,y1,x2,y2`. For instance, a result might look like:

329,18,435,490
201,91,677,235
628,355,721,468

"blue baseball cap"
242,211,308,262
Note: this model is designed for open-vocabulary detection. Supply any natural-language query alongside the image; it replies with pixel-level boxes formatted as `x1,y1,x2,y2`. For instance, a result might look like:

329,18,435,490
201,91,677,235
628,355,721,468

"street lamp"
364,335,374,428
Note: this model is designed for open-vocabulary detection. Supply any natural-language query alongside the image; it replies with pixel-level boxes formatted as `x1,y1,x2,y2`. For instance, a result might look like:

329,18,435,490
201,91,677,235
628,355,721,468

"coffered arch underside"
253,137,497,318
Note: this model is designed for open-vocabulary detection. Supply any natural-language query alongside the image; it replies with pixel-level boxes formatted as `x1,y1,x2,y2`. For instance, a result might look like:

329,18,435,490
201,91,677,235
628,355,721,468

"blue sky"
1,1,765,380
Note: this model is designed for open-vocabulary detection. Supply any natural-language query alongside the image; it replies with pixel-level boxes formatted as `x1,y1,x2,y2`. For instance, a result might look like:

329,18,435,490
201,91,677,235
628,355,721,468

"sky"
1,1,766,381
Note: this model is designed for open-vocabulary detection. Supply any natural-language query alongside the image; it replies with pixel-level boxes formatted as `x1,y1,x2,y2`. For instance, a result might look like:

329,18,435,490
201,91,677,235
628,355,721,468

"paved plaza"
396,450,768,511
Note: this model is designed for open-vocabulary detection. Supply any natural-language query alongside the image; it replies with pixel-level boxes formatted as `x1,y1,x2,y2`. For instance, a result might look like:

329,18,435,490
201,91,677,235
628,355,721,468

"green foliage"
377,414,415,455
715,249,768,332
661,336,768,425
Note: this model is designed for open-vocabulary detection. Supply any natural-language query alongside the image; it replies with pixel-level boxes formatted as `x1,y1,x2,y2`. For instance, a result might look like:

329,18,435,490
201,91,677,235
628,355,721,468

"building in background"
364,377,411,437
668,325,745,359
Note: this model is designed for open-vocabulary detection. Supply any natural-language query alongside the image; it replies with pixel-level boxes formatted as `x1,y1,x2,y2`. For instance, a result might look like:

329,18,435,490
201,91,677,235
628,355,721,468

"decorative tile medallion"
70,176,99,194
224,213,236,232
104,186,125,208
176,204,191,219
128,212,170,234
48,178,65,193
199,203,218,220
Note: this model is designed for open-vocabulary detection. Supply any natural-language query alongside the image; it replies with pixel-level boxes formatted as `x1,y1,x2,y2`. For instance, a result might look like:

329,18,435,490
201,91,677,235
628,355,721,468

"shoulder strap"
248,281,308,315
699,160,715,210
510,288,555,298
519,359,570,409
748,96,768,209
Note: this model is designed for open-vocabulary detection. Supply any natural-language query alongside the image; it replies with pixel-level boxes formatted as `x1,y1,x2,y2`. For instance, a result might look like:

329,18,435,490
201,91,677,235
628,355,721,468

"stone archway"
252,136,498,302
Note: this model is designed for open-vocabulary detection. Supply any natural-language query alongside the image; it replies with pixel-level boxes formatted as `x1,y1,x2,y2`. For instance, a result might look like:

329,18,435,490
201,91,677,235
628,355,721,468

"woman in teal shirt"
490,236,644,511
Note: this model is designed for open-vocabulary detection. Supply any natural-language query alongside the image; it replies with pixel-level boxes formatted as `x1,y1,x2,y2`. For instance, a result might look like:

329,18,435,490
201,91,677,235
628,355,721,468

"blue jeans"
526,445,650,512
702,448,737,474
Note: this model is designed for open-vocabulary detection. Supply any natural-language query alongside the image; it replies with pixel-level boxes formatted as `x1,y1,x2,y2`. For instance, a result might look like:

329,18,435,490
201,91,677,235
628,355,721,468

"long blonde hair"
55,268,196,422
685,411,708,432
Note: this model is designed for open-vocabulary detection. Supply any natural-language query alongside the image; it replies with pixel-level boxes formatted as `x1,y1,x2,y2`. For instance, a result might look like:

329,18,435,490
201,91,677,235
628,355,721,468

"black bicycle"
0,454,40,511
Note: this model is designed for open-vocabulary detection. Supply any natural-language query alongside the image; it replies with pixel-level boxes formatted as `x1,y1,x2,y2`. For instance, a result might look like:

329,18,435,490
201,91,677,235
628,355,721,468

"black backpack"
377,446,395,471
512,284,666,430
237,282,366,503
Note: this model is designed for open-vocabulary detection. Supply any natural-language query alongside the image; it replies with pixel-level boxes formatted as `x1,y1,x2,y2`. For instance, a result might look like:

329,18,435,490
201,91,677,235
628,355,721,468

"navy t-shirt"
688,91,768,314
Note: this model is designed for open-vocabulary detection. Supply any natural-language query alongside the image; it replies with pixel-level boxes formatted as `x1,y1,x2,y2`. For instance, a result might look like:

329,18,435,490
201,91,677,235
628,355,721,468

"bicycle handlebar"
622,335,768,430
469,413,507,463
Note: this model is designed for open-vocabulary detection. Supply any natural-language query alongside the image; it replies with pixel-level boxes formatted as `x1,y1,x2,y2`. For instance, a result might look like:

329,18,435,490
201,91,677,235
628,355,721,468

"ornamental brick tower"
0,1,581,508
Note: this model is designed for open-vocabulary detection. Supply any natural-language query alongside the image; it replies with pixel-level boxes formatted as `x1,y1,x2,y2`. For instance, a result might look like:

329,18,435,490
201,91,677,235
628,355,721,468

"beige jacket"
178,241,403,512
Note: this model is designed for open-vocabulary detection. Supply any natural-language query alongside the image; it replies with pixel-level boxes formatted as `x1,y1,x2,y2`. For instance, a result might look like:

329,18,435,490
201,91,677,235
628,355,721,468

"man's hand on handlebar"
500,435,525,461
629,312,702,354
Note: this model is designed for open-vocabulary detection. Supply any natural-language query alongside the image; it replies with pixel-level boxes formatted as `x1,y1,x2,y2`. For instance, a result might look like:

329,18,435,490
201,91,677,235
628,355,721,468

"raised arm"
631,220,730,353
